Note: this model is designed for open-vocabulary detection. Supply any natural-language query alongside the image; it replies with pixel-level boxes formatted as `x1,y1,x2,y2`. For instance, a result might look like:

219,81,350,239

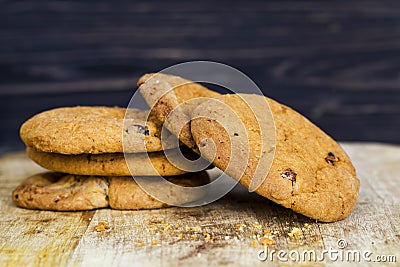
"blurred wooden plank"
0,78,135,95
0,0,399,145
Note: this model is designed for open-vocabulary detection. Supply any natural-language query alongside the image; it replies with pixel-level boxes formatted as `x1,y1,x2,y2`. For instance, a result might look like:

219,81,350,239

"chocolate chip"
281,168,297,184
132,124,149,135
54,196,61,203
325,152,339,166
234,133,239,136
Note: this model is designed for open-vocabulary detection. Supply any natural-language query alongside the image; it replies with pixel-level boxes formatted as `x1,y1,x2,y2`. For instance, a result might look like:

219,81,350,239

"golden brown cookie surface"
26,147,190,176
191,93,360,222
138,73,220,150
20,106,176,154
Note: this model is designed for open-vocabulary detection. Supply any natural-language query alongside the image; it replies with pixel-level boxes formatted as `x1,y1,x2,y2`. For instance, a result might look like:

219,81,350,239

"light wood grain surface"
0,143,399,266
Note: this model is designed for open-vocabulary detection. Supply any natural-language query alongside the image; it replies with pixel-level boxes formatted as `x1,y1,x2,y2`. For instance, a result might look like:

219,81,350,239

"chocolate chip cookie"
27,147,190,176
20,106,177,154
191,94,360,222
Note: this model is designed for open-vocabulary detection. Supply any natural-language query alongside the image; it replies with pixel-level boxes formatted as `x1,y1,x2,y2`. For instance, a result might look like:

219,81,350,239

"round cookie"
138,73,220,150
20,106,177,154
26,147,191,176
191,94,360,222
12,172,210,211
12,172,108,211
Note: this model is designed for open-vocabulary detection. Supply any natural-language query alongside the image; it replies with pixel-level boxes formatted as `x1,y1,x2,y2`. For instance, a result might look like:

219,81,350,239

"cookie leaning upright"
138,73,220,150
191,94,360,222
20,106,176,154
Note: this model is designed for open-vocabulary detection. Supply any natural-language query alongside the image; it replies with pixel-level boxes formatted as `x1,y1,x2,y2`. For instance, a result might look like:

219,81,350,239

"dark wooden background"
1,0,399,153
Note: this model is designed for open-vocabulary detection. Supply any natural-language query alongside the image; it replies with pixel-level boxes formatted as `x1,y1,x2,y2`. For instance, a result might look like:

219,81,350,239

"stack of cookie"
12,72,360,222
13,106,209,211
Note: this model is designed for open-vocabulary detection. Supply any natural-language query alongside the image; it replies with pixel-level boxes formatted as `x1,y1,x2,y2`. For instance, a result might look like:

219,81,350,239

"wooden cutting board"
0,143,399,267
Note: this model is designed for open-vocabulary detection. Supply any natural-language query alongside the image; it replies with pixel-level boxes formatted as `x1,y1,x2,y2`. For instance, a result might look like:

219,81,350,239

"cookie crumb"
204,233,211,241
288,227,303,239
263,229,271,235
251,240,259,247
177,233,183,240
237,223,244,232
95,221,110,232
261,237,275,246
253,223,262,229
151,240,159,246
134,240,146,247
